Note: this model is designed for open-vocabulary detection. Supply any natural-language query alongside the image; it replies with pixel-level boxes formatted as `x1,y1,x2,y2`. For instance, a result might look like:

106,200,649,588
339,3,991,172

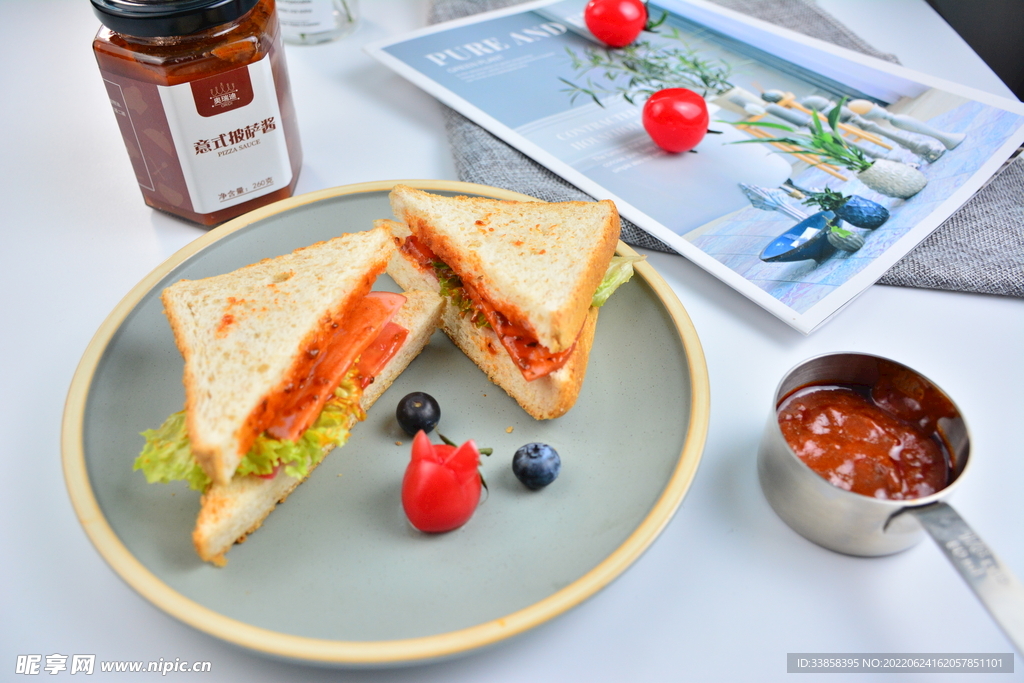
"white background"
1,1,1021,681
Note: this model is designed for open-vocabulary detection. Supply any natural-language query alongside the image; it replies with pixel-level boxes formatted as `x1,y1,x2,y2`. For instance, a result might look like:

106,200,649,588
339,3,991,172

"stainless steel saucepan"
758,352,1024,653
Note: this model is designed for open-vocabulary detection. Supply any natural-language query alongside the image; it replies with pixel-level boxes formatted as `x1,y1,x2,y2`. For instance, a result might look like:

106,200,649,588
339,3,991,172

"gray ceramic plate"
62,180,709,666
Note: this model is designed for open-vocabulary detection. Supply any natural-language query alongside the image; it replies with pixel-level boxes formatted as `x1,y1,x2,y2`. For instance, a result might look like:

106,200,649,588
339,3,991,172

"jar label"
158,56,292,213
100,55,292,216
101,75,187,207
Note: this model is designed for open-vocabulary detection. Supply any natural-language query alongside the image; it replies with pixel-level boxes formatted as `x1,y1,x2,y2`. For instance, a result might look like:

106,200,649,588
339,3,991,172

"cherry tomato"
641,88,709,153
584,0,647,48
401,430,481,533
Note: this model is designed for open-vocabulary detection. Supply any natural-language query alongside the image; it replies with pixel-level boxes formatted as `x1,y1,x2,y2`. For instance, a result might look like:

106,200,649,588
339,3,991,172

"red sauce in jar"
777,367,957,500
92,0,302,225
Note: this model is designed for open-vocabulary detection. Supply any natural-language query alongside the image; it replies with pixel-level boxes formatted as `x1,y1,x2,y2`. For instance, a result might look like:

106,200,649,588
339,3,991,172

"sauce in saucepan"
777,365,958,500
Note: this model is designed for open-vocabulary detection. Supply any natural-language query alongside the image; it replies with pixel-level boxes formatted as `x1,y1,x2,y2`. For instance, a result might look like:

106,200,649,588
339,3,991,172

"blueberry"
396,392,441,436
512,443,561,490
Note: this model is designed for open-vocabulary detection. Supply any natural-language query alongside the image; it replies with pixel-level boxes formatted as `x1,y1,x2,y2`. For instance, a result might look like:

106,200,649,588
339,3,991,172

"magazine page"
366,0,1024,333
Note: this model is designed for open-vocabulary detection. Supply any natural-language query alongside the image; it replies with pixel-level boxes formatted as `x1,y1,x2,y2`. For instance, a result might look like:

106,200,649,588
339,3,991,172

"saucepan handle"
906,502,1024,653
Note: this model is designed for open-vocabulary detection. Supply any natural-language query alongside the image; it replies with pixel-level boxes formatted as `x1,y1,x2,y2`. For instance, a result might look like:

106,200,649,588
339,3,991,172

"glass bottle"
92,0,303,226
278,0,360,45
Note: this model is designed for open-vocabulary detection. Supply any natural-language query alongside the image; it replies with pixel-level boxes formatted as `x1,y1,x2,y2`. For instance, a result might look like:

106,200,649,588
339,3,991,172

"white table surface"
2,1,1021,681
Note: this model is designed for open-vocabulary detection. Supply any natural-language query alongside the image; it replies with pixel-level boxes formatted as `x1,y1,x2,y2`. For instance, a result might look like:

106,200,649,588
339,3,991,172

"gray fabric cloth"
876,153,1024,296
428,0,1024,297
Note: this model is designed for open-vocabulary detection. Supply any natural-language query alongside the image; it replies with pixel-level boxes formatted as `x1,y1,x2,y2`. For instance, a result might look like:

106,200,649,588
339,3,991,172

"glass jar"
92,0,303,226
278,0,360,45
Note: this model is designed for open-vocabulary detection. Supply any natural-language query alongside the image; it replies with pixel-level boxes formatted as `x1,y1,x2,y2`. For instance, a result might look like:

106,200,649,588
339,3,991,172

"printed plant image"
561,27,735,105
691,86,1020,313
555,3,1023,314
378,0,1024,325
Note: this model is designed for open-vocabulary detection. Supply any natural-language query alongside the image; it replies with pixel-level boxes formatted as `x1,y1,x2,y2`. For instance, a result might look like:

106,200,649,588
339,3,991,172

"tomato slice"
355,321,409,389
255,463,282,480
265,291,406,441
480,306,575,381
400,236,574,381
399,235,438,273
459,278,576,381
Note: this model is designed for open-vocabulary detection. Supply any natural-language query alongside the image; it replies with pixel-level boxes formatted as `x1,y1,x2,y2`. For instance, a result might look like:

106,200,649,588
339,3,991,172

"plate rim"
61,179,710,665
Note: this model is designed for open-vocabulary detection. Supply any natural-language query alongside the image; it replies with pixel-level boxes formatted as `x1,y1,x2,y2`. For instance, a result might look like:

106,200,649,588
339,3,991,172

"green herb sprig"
729,99,873,173
801,186,851,214
438,431,493,493
561,28,734,107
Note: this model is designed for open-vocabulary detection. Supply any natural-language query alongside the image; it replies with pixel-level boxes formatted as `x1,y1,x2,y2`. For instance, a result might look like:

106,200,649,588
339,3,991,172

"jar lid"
91,0,261,37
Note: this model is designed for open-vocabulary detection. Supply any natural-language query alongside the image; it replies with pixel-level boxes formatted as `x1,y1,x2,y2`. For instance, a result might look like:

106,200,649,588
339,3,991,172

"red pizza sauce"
92,0,302,225
777,368,957,500
263,292,406,442
398,234,576,381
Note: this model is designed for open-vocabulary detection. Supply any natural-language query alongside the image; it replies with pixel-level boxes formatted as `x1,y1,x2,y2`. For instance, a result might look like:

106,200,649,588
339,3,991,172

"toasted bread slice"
388,185,619,353
382,219,595,420
192,289,443,565
162,226,393,486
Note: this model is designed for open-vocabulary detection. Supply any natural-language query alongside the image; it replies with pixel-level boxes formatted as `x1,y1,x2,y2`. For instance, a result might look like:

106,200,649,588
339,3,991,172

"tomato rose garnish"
401,430,482,533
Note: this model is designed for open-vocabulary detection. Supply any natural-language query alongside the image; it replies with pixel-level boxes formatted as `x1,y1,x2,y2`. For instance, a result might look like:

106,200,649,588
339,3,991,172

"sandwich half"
134,225,442,564
382,185,622,420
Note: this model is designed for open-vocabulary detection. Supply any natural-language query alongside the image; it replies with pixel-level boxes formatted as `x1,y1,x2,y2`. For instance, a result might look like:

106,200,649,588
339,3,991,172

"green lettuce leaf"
591,255,645,307
134,376,364,492
135,410,211,491
432,260,489,327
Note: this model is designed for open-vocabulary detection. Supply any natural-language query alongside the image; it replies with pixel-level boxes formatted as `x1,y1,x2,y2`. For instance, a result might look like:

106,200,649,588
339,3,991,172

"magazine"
366,0,1024,333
